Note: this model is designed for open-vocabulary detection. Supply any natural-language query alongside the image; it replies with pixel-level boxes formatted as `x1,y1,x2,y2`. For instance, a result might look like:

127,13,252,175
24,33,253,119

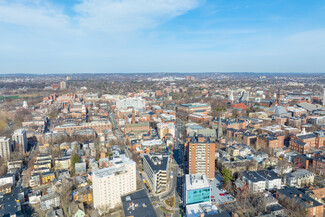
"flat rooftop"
93,156,135,179
121,189,157,217
186,202,219,217
143,154,169,173
180,103,209,108
186,174,210,191
141,139,164,147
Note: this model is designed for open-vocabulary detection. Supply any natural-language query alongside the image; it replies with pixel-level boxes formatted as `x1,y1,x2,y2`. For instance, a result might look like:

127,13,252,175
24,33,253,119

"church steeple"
131,109,136,124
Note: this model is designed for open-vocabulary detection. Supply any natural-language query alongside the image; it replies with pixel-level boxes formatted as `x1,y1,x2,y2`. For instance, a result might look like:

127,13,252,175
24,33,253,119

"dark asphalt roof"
293,139,307,146
294,154,311,160
188,135,212,143
213,211,232,217
0,187,23,217
243,170,280,182
143,154,168,173
277,187,322,208
243,171,265,182
297,133,316,140
121,189,157,217
256,170,280,181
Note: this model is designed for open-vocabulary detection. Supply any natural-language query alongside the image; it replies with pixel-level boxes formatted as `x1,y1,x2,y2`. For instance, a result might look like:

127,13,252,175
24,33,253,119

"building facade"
277,188,324,217
116,97,146,111
93,155,136,211
184,174,210,205
178,103,211,114
0,137,11,161
12,129,27,154
157,122,175,139
187,135,215,179
142,153,169,194
242,170,281,193
290,132,325,154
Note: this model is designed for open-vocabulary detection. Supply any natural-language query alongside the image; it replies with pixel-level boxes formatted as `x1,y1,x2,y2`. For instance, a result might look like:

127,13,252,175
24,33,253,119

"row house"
290,131,325,154
54,121,112,135
256,134,284,152
188,112,213,123
124,122,150,134
277,188,323,217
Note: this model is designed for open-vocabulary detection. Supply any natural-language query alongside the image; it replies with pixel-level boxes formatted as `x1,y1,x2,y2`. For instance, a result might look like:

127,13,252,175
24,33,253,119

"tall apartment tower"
323,87,325,107
229,91,234,102
188,135,215,179
12,129,27,154
93,155,136,212
0,137,11,161
60,81,67,90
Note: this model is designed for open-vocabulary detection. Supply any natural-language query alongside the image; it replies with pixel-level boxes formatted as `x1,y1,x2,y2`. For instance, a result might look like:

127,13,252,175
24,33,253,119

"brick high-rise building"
187,135,215,179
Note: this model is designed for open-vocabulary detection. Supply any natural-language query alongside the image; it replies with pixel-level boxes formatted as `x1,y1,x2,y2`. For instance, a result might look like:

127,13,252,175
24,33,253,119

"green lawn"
0,95,19,100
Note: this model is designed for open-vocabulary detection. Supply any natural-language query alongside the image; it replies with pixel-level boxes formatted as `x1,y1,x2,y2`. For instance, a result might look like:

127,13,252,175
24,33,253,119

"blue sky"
0,0,325,73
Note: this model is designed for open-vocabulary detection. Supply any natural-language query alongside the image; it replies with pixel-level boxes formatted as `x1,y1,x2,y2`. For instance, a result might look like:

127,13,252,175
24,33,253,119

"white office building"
0,137,11,161
0,174,15,186
12,129,27,154
116,97,146,111
142,153,170,194
93,155,136,212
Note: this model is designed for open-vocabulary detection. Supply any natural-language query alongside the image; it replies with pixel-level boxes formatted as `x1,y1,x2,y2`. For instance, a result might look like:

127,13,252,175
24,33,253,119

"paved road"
109,106,185,217
174,119,185,217
160,118,185,217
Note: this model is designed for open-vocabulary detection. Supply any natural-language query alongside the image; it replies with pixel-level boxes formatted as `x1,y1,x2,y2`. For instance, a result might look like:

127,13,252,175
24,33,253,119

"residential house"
277,187,323,217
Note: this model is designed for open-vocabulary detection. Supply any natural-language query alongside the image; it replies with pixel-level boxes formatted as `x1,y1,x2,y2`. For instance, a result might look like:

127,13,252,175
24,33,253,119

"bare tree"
14,109,32,130
0,158,7,176
277,194,308,217
277,159,292,177
60,178,74,215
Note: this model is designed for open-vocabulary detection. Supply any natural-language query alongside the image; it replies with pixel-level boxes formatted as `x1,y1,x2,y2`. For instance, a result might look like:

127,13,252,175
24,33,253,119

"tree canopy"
222,168,233,183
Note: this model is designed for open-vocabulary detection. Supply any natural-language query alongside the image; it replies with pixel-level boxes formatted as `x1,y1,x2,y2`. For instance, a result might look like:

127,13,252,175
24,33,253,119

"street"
109,104,186,217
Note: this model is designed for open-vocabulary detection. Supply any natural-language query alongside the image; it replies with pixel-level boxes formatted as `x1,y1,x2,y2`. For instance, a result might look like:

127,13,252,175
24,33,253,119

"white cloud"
74,0,203,32
0,0,70,29
0,0,203,32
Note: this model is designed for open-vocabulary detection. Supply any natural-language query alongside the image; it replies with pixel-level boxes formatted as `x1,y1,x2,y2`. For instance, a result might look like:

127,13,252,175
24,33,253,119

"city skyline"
1,0,325,73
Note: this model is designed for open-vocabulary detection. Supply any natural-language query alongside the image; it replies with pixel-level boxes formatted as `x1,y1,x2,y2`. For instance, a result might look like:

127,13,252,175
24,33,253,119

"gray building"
0,137,11,161
142,153,170,194
242,170,281,193
12,129,27,154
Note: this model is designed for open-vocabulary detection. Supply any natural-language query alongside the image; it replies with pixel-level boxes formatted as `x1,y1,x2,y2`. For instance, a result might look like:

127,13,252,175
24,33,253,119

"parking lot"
209,178,236,206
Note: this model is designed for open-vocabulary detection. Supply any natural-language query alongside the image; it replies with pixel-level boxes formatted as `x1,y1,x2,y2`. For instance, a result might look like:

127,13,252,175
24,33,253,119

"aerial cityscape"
1,0,325,217
0,73,325,217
